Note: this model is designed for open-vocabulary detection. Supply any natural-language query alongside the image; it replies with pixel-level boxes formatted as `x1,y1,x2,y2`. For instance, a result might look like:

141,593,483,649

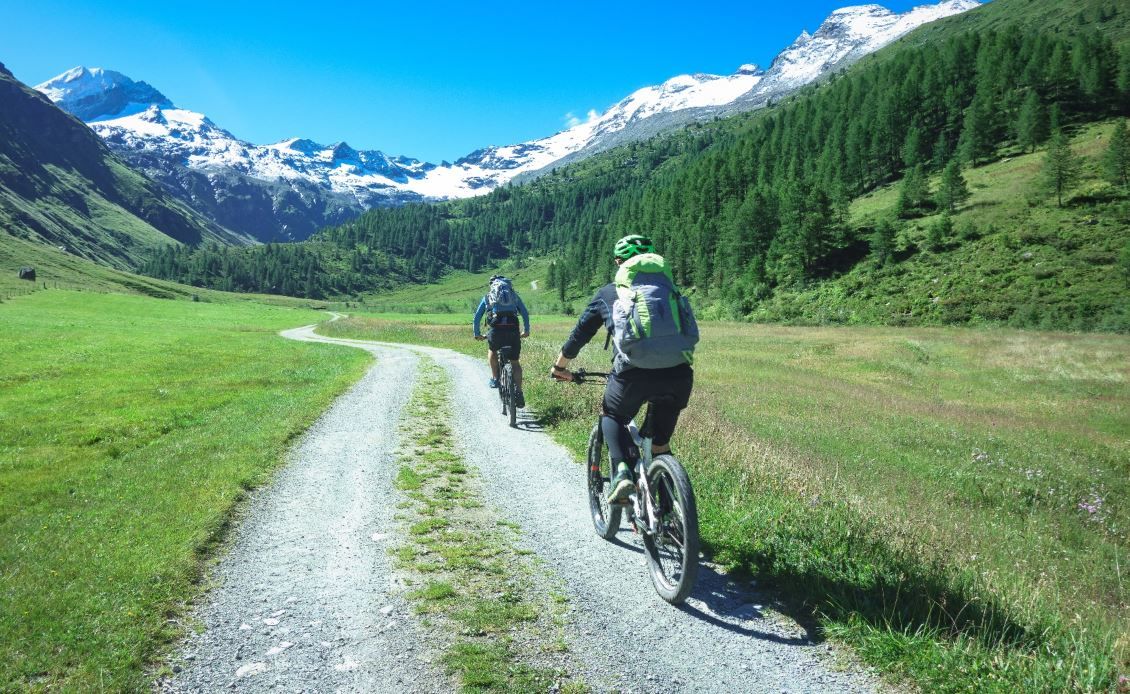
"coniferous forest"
143,10,1130,328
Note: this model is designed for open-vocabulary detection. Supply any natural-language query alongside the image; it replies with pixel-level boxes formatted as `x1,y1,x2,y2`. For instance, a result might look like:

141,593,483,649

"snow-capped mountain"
36,67,173,121
36,0,978,242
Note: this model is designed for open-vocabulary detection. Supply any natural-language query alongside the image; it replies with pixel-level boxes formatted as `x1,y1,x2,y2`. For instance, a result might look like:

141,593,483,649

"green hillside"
140,0,1130,332
0,232,333,309
900,0,1130,49
0,63,249,271
746,120,1130,330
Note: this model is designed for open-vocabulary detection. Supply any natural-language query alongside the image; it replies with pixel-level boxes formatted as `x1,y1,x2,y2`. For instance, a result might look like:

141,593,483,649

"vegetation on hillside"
143,2,1130,331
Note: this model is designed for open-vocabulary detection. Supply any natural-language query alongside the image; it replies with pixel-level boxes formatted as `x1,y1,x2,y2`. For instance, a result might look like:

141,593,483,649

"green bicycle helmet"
613,234,656,260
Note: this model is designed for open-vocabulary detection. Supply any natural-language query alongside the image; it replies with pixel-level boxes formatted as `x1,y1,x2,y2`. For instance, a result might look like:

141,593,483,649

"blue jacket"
473,295,530,337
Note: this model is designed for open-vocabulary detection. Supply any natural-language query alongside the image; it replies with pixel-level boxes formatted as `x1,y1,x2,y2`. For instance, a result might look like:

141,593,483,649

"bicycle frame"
626,416,660,536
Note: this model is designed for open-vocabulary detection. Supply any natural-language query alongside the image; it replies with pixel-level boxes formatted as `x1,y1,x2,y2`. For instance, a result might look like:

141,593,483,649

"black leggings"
601,366,693,466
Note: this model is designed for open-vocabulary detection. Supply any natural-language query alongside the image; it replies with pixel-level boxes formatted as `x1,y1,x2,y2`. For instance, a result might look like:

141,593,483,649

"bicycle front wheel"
586,422,621,539
641,454,699,604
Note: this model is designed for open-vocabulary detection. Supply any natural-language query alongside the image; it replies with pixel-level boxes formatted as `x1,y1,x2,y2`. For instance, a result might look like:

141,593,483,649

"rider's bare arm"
550,353,573,381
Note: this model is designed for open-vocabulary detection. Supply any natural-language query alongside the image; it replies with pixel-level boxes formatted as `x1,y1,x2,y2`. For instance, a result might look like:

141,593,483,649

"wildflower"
1077,491,1107,524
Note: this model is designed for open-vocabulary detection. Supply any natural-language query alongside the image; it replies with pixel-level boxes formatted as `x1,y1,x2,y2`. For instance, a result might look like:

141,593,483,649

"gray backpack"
611,254,698,369
487,277,519,320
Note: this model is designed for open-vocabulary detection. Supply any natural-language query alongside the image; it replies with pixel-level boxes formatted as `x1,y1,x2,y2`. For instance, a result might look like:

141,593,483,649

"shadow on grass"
714,535,1043,666
605,536,816,646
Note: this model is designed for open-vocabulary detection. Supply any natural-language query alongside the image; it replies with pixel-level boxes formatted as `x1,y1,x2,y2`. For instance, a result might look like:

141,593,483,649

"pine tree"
1102,119,1130,189
1043,129,1081,207
959,94,995,166
1016,90,1050,152
901,124,925,169
871,219,897,265
936,159,971,212
1118,47,1130,114
897,164,932,217
927,214,954,251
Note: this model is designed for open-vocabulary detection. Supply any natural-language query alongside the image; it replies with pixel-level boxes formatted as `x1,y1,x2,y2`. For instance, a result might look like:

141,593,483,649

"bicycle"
497,345,518,428
566,369,700,604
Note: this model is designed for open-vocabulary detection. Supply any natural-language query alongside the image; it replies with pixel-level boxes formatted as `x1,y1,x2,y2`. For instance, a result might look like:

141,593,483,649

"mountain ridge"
0,62,250,269
34,0,979,242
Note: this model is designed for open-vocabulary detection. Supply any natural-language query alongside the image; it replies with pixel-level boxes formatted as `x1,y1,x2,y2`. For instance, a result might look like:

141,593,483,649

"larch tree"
1042,129,1081,207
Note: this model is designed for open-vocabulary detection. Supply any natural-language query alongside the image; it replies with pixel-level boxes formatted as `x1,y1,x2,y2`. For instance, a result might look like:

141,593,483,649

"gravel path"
279,324,884,693
163,331,448,693
164,321,885,692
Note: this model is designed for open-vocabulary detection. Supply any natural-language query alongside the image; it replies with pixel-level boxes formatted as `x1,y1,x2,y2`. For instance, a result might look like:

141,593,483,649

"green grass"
390,361,582,692
0,290,370,690
321,311,1129,692
753,120,1130,331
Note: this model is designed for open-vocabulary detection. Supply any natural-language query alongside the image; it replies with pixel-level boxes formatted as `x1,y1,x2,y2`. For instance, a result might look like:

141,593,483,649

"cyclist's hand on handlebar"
474,335,485,341
550,366,574,382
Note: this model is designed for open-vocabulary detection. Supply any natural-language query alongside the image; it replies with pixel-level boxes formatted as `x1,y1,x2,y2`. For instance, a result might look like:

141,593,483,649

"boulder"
18,266,35,281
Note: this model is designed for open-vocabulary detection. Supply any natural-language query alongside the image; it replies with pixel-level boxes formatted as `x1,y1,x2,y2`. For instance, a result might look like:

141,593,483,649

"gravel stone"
160,335,447,693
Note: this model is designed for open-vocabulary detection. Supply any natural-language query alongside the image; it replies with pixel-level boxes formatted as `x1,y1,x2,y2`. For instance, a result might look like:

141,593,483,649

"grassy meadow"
0,290,370,690
321,312,1129,692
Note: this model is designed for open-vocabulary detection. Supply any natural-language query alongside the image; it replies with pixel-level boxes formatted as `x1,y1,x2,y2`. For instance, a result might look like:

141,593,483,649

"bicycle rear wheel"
586,422,621,539
641,454,699,604
498,363,508,414
504,363,517,427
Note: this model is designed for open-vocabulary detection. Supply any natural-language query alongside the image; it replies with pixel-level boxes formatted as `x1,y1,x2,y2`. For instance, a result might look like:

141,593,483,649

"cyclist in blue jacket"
474,276,530,406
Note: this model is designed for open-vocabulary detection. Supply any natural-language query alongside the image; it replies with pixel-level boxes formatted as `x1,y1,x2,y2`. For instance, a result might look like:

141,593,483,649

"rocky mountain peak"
35,66,172,122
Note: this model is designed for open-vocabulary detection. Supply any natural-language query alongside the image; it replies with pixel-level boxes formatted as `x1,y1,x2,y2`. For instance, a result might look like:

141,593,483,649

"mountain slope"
0,63,249,270
34,0,978,244
141,0,1130,333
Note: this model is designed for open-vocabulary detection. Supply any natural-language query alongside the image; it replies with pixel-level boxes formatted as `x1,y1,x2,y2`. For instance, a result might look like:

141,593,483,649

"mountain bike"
566,369,700,604
498,345,518,428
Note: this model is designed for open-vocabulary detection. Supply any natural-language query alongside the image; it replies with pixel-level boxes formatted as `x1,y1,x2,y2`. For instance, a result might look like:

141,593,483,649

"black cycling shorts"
602,364,693,447
487,328,521,360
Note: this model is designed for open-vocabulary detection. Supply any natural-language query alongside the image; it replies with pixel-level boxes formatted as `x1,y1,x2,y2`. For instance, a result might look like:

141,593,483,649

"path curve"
163,332,448,692
274,323,884,693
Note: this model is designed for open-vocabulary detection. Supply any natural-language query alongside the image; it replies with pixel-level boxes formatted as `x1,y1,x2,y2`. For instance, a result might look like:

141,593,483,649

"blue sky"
3,0,933,162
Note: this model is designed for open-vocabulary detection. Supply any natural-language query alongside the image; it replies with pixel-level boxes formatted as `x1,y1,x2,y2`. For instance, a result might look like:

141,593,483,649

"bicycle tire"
640,454,699,604
586,422,621,539
498,363,507,414
504,363,517,427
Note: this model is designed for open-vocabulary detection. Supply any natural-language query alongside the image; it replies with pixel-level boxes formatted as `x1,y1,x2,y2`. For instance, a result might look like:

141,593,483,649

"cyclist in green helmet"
551,233,695,503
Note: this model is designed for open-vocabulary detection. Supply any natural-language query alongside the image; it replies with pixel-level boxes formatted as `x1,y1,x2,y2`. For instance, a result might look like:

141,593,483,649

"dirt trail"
164,321,884,693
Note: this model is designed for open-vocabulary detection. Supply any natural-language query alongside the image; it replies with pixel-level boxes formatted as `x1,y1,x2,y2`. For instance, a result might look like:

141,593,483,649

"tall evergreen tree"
897,164,932,217
1042,129,1081,207
1016,90,1050,152
1102,119,1130,189
871,219,897,265
901,124,926,168
936,159,971,212
959,94,996,166
927,213,954,251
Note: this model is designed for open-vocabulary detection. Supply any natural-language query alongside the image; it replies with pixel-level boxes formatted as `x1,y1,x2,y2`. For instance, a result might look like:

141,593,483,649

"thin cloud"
563,109,600,129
